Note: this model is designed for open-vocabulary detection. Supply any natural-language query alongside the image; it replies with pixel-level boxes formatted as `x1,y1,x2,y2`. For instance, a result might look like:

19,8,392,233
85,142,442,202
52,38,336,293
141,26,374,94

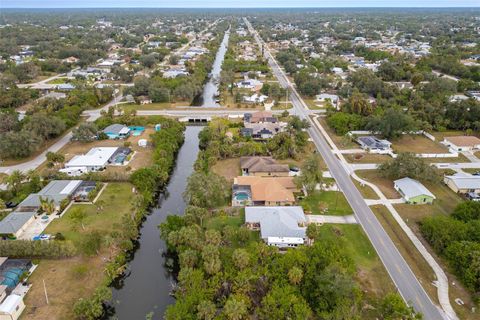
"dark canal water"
108,126,202,320
192,29,230,107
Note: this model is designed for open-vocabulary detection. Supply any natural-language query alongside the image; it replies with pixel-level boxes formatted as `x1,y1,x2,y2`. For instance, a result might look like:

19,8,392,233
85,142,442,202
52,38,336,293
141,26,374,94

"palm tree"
288,266,304,285
5,170,25,194
39,196,56,215
223,296,247,320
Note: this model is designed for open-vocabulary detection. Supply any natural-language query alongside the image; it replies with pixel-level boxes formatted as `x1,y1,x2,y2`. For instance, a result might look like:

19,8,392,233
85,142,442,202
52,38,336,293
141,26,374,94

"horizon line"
2,6,480,9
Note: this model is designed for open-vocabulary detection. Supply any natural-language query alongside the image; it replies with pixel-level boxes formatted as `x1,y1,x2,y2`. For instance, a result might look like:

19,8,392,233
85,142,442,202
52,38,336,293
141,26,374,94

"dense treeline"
0,239,77,258
0,86,113,160
420,201,480,298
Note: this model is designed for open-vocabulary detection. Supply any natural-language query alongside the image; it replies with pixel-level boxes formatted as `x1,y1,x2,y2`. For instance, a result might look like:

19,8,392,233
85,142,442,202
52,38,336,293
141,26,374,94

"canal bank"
109,126,202,320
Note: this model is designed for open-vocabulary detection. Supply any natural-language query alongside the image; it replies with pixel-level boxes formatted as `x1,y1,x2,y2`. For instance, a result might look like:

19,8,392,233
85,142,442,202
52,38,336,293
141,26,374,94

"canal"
198,29,230,107
109,126,202,320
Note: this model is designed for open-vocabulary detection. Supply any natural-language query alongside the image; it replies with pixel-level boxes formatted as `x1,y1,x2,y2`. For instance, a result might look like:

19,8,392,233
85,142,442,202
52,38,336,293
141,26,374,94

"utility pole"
43,279,49,305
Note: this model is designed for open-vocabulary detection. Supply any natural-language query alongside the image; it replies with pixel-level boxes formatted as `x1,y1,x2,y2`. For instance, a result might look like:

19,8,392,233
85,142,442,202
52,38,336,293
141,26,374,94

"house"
315,94,340,109
443,136,480,152
236,78,263,90
244,111,277,124
357,136,392,154
56,83,75,91
138,96,152,105
444,173,480,194
62,56,79,64
241,122,283,139
394,177,435,204
245,206,307,248
243,94,268,104
0,180,82,238
0,294,25,320
38,92,67,101
102,124,131,139
240,157,290,177
232,176,297,206
62,147,119,175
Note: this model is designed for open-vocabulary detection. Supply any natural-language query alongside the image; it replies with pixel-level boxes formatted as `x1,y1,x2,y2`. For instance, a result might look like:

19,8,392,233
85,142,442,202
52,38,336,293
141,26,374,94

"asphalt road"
244,18,447,320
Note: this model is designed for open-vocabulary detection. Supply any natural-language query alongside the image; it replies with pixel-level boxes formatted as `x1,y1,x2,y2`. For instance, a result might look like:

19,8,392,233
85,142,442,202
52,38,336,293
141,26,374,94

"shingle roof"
445,136,480,147
394,177,435,200
245,206,306,239
103,124,129,135
357,136,391,149
240,157,289,173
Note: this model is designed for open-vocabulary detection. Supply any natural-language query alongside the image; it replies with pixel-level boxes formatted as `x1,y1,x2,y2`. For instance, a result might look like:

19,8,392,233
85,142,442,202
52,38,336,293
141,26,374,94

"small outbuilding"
0,294,25,320
102,124,130,140
394,177,435,204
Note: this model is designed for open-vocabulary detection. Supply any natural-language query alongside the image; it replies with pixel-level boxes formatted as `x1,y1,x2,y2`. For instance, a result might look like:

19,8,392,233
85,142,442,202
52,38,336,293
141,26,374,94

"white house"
443,136,480,152
243,94,268,104
0,295,25,320
356,136,392,154
245,206,306,248
62,147,118,174
315,93,340,109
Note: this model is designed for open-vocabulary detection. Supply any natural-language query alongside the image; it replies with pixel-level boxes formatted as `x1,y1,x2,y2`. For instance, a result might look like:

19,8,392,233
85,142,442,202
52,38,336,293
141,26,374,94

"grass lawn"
23,182,136,320
355,170,401,199
344,153,390,164
393,182,462,225
423,153,470,163
316,224,395,314
47,77,70,85
212,158,241,182
271,101,293,110
371,205,478,320
122,102,176,111
317,117,357,149
430,130,479,141
351,178,379,200
392,135,449,154
300,191,353,216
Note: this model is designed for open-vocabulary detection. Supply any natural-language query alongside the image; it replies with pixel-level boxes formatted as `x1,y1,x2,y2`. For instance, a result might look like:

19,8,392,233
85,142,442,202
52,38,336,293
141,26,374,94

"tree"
197,300,216,320
451,201,480,222
306,224,322,242
232,249,250,270
179,249,198,269
39,196,56,215
379,293,422,320
366,108,419,139
201,244,221,275
288,266,304,285
69,207,87,230
24,113,66,140
379,152,439,183
295,153,324,194
184,172,230,209
0,130,42,159
326,112,365,135
223,296,248,320
258,285,312,320
4,170,25,194
73,285,112,320
46,151,65,165
71,123,99,142
0,199,6,211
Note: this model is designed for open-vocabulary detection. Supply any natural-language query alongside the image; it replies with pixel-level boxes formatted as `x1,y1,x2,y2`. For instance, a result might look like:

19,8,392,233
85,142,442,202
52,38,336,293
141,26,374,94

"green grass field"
300,191,353,216
46,182,135,245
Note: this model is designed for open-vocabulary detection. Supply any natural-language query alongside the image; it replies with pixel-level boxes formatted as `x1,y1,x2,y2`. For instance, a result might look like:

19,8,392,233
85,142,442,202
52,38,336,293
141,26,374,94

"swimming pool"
114,154,127,164
234,192,250,201
129,126,145,136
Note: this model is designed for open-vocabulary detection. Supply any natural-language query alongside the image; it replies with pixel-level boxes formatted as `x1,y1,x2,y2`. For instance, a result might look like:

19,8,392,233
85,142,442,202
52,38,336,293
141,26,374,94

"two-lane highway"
244,17,447,320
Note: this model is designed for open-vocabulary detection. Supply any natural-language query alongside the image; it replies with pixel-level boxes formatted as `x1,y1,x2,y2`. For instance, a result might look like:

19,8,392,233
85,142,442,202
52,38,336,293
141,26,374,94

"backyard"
392,135,450,154
22,182,135,320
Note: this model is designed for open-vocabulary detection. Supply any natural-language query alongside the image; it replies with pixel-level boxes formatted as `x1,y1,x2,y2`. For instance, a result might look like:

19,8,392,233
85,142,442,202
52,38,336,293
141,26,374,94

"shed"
394,177,435,204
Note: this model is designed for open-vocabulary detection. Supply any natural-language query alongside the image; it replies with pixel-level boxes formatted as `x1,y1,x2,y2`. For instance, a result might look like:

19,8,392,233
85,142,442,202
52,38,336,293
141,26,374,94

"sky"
2,0,480,8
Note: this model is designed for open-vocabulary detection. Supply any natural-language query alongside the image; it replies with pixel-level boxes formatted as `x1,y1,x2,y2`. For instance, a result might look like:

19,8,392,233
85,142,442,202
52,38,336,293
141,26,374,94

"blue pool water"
234,192,250,201
129,126,145,136
115,154,127,163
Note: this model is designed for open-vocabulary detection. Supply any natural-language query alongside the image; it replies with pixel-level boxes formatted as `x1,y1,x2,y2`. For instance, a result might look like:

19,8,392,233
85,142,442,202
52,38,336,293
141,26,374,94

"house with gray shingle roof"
0,180,82,238
245,206,306,248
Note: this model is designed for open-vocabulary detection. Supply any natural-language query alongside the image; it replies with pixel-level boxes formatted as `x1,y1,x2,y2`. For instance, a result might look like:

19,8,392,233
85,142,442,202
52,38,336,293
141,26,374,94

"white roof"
0,294,23,313
66,147,118,168
394,177,435,199
445,173,480,189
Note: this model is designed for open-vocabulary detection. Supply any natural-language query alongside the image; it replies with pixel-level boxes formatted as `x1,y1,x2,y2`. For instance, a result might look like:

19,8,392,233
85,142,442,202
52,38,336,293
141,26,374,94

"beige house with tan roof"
232,176,298,206
443,136,480,152
240,156,290,177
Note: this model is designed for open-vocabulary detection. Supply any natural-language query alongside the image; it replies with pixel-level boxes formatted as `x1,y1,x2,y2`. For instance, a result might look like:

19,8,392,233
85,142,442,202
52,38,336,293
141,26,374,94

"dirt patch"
356,170,400,199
